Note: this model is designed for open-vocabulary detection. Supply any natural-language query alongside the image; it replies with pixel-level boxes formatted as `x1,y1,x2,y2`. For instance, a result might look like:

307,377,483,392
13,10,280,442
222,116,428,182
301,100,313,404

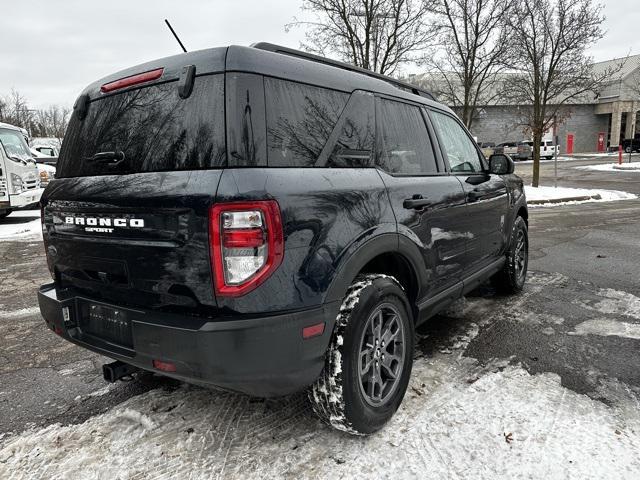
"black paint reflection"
266,78,349,167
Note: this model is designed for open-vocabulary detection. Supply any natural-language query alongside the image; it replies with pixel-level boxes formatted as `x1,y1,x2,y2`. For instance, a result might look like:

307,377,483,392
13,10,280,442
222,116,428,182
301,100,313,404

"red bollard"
619,144,623,165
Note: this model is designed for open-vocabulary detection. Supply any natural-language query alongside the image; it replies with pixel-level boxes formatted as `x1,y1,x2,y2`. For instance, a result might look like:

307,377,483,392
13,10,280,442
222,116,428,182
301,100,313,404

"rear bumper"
10,188,43,207
38,283,339,397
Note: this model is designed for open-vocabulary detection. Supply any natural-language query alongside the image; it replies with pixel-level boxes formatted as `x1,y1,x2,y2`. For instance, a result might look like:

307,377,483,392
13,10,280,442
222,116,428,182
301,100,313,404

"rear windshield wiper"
86,151,126,166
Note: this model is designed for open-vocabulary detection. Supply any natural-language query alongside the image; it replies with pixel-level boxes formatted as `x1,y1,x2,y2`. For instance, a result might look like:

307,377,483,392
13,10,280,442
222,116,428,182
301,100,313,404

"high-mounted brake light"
209,200,284,297
100,68,164,93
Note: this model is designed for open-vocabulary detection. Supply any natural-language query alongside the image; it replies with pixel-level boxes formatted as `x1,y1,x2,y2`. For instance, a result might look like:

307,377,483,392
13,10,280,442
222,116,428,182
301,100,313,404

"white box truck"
0,122,44,219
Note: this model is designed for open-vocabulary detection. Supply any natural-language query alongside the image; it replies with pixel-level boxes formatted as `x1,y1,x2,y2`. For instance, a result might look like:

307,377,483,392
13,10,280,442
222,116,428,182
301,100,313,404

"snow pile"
570,319,640,340
577,161,640,173
525,185,637,207
2,358,640,478
0,210,43,242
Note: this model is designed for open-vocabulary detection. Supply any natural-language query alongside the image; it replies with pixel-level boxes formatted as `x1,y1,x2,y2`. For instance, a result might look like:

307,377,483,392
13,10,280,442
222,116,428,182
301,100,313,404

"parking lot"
1,155,640,478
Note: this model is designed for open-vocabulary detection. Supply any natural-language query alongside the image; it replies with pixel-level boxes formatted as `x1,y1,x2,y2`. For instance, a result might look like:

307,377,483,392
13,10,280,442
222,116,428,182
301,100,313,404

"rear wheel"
309,274,414,435
0,210,12,219
625,146,632,153
492,216,528,294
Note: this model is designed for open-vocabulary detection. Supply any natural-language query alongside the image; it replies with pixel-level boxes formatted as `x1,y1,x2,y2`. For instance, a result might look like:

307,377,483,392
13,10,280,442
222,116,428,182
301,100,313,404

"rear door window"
429,110,484,173
265,78,349,167
57,74,226,178
377,98,438,174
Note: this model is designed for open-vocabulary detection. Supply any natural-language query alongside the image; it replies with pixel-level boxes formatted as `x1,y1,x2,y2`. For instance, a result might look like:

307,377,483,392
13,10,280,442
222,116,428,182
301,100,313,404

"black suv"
38,43,528,434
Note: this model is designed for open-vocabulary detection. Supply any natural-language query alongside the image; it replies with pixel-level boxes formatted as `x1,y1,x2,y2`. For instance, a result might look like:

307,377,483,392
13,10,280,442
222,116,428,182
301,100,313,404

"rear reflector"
152,360,177,372
302,322,325,339
101,68,164,93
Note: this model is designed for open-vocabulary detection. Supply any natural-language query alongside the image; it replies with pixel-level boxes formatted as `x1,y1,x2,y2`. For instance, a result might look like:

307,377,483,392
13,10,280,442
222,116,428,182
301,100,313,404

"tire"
545,156,553,160
491,216,528,294
625,146,632,154
309,274,414,435
0,210,12,219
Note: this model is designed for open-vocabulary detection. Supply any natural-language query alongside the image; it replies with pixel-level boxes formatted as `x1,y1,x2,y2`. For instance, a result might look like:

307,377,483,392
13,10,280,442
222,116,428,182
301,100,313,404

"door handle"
403,195,430,210
467,190,480,202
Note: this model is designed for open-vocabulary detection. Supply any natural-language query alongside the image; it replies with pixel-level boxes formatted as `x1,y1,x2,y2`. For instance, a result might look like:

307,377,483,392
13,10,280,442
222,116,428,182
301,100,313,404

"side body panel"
214,168,396,313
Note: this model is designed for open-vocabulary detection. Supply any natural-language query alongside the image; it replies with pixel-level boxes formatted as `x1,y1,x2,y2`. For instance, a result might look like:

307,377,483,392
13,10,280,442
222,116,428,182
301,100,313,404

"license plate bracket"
79,302,133,348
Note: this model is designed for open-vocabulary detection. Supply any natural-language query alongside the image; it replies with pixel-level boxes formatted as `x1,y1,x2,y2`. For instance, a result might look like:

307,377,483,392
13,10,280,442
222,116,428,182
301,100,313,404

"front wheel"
491,216,528,294
625,146,632,153
309,274,414,435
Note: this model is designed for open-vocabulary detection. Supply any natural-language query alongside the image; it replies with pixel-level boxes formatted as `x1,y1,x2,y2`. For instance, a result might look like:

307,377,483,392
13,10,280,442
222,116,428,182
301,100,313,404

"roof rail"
251,42,435,101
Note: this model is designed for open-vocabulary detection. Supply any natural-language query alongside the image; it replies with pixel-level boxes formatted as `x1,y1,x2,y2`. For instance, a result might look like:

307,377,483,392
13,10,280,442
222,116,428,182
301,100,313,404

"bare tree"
505,0,614,187
32,105,71,138
0,89,32,127
0,89,70,140
426,0,514,129
288,0,439,75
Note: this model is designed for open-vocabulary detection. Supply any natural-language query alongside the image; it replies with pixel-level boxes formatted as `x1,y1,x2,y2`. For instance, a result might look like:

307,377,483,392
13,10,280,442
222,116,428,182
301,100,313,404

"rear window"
57,74,226,177
265,78,349,167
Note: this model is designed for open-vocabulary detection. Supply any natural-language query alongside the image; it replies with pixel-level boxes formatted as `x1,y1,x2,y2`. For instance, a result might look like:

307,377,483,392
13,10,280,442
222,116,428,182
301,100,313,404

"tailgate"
43,171,221,311
43,52,228,313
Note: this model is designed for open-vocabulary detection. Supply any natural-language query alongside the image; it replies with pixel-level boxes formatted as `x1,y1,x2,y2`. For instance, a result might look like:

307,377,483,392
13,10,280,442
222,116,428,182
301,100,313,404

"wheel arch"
324,233,427,320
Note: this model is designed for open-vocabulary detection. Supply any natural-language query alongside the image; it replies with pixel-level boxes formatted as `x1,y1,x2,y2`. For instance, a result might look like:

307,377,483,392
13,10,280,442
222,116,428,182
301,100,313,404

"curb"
528,194,602,205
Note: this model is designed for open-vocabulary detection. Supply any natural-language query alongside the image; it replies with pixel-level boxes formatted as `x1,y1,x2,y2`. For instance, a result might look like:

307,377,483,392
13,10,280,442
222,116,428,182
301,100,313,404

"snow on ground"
575,288,640,320
570,153,620,158
525,185,637,207
0,210,42,242
516,155,574,164
576,161,640,173
570,319,640,340
1,356,639,479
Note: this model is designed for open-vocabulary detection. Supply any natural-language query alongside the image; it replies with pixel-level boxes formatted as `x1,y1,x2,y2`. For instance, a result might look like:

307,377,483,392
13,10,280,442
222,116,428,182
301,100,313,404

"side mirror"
489,154,514,175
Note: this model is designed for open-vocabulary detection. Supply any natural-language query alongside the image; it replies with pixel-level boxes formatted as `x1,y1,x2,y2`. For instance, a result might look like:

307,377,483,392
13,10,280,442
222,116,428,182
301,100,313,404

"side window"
327,91,375,168
430,110,483,173
377,98,438,174
265,78,349,167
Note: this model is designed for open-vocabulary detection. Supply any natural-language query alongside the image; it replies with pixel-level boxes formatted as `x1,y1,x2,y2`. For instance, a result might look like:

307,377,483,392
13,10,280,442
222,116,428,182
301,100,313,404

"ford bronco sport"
38,43,528,434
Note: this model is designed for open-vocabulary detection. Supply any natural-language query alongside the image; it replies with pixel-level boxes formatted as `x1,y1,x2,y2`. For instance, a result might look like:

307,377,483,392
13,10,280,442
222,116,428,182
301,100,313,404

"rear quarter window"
265,78,349,167
57,74,226,177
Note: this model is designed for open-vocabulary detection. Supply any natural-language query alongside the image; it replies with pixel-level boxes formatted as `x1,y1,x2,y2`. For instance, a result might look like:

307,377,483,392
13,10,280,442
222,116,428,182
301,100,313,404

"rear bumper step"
38,283,339,397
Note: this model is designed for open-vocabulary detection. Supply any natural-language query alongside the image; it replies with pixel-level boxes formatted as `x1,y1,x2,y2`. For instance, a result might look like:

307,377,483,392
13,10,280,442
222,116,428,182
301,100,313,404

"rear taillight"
209,201,284,297
100,68,164,93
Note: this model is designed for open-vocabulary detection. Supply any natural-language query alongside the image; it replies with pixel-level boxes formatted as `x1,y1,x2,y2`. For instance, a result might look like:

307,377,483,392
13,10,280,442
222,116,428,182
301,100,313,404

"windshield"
0,128,35,162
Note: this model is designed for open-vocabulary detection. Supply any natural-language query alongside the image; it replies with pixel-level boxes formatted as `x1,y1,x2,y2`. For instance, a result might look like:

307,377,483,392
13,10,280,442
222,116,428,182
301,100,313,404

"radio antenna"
164,19,187,53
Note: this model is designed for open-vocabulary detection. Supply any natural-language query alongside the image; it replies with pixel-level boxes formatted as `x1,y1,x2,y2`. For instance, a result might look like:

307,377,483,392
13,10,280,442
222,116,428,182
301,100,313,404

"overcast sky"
1,0,638,109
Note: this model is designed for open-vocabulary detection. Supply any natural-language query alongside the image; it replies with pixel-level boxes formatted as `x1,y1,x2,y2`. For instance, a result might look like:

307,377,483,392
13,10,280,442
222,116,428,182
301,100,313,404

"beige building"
593,55,640,148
